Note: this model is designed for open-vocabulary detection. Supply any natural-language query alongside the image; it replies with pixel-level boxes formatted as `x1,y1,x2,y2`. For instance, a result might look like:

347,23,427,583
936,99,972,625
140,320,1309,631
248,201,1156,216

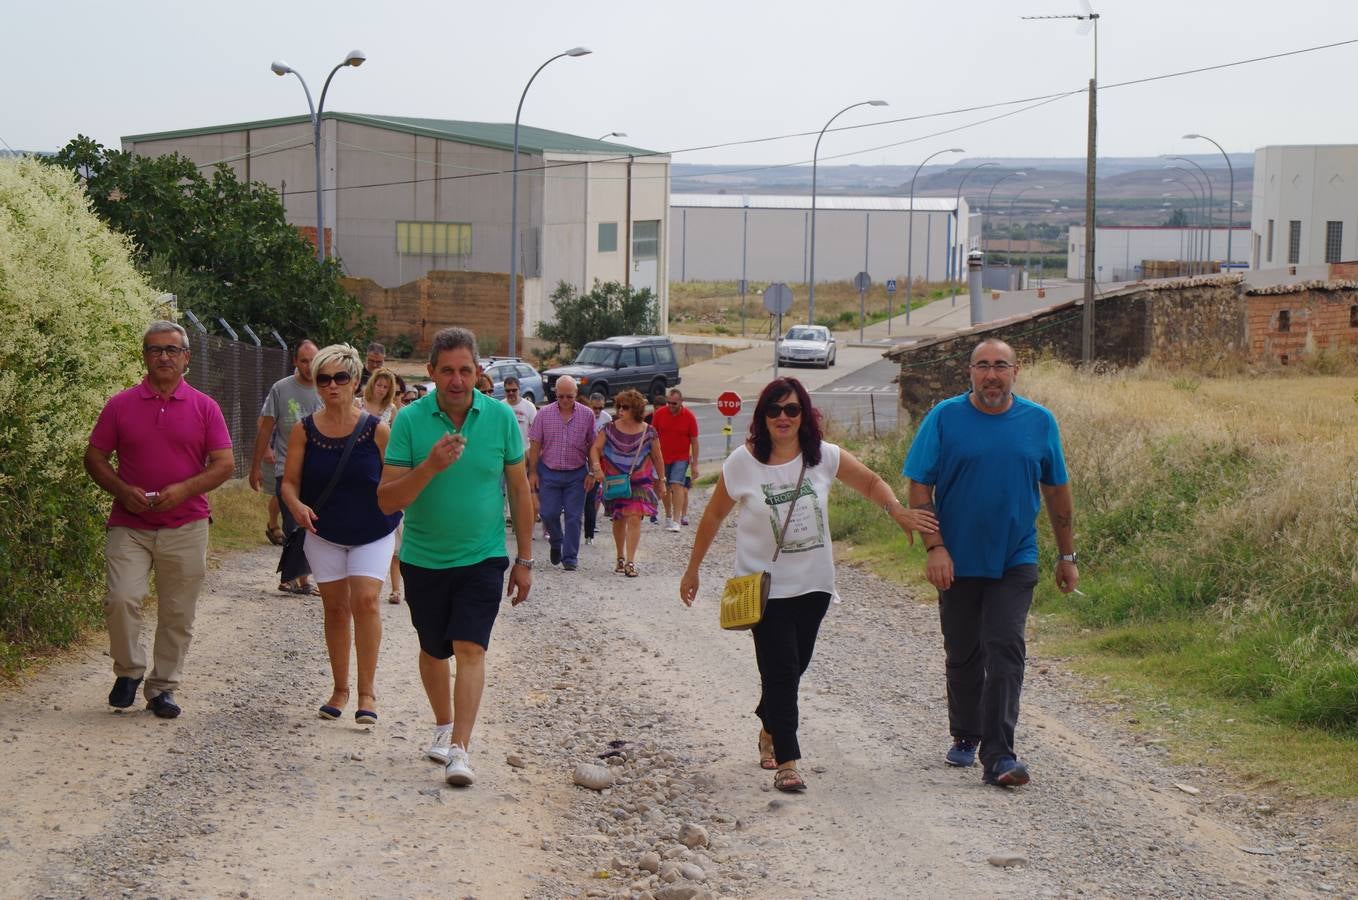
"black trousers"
583,482,600,539
937,564,1039,770
752,591,832,764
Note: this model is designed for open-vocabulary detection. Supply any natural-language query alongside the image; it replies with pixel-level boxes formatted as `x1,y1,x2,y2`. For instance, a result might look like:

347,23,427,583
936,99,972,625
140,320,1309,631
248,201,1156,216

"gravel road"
2,488,1355,899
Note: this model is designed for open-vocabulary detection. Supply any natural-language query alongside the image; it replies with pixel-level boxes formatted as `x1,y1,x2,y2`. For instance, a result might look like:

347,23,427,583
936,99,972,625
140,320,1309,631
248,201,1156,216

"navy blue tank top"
300,414,401,546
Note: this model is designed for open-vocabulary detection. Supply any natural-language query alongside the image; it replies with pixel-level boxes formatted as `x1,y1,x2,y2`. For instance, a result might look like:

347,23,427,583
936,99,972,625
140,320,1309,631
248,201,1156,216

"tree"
0,156,160,667
1163,207,1189,227
46,136,371,346
535,280,660,360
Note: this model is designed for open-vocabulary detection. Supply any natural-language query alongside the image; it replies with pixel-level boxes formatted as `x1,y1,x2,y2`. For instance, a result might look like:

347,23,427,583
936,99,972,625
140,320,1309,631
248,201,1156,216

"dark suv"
543,335,680,402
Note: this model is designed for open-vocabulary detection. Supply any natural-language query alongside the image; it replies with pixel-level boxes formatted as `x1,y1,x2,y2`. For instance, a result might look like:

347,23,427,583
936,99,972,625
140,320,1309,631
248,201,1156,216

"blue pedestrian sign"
886,279,898,293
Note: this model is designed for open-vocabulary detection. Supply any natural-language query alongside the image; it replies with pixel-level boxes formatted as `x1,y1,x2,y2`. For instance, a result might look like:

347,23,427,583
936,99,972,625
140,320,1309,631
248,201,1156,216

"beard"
975,385,1011,409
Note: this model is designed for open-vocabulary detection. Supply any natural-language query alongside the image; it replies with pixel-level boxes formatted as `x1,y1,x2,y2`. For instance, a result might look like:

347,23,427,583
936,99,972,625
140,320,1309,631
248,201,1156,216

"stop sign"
716,391,742,417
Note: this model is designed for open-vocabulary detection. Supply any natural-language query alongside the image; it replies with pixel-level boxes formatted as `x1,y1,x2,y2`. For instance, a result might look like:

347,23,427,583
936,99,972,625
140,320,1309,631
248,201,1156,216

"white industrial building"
669,194,976,288
123,113,671,334
1068,225,1250,283
1250,145,1358,271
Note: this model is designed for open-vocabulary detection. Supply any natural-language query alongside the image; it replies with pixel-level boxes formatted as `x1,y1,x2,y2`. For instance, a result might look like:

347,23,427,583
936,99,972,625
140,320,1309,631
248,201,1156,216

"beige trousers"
103,518,209,699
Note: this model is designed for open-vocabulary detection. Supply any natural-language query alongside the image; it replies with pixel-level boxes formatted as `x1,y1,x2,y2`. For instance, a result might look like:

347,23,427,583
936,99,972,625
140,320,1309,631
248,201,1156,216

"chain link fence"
183,316,291,478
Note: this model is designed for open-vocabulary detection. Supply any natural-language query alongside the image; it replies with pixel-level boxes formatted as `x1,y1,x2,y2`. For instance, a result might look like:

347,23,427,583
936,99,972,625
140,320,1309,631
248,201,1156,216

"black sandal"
774,768,807,792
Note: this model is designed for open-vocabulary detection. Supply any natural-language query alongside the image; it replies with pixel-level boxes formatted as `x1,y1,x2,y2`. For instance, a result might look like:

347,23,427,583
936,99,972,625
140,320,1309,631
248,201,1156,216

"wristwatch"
1057,551,1078,564
513,557,535,570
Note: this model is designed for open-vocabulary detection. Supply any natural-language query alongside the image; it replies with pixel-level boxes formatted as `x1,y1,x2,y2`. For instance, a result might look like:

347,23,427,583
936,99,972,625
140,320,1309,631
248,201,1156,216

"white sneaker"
662,517,674,529
444,743,475,786
426,728,453,763
666,519,681,532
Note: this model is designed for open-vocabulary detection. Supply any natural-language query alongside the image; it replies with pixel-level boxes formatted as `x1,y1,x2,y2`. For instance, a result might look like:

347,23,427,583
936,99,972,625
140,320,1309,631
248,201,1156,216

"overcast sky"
8,0,1357,170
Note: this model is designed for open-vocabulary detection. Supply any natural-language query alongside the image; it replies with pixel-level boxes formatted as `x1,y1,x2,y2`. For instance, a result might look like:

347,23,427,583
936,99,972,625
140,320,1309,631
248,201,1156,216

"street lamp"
597,131,627,140
509,46,592,358
1006,186,1043,288
270,49,366,264
1161,191,1200,268
950,162,999,306
905,147,964,321
1162,178,1202,270
1164,156,1214,261
1184,134,1235,271
983,171,1026,277
1164,167,1208,264
807,99,888,324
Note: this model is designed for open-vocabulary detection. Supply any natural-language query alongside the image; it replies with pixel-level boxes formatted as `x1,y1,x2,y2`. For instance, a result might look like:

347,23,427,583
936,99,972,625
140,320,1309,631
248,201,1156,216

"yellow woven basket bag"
719,459,806,631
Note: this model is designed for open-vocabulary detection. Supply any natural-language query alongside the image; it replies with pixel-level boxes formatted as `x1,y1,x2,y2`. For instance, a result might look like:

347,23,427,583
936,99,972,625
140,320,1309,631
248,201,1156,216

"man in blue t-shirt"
902,338,1079,788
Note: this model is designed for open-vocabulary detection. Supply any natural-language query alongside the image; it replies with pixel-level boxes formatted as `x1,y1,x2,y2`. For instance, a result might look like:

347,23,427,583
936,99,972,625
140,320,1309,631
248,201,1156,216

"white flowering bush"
0,157,159,667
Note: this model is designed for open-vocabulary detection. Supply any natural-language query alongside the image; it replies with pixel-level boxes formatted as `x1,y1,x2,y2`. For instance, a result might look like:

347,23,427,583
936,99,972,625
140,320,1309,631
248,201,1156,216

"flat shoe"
355,709,378,725
265,525,285,546
318,705,343,720
774,768,807,792
759,730,778,770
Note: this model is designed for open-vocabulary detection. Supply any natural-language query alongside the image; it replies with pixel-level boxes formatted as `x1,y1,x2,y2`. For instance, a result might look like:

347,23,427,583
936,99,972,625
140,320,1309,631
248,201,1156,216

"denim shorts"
664,460,689,484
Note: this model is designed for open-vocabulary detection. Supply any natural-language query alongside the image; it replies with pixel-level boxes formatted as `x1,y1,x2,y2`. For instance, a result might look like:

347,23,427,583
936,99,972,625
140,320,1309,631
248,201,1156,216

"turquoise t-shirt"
902,392,1068,579
385,389,524,569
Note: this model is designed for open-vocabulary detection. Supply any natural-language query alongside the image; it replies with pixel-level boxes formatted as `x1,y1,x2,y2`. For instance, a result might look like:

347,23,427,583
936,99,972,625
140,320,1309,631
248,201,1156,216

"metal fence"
811,390,901,440
182,314,291,478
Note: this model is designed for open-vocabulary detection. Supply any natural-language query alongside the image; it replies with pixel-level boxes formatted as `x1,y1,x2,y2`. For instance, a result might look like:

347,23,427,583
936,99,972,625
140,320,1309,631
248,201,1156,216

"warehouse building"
1068,225,1249,283
669,194,976,288
1250,145,1358,273
123,113,671,341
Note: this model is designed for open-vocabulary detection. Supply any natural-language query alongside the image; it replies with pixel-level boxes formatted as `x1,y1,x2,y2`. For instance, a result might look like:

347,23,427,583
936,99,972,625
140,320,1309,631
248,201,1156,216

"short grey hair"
144,320,189,349
503,375,520,388
311,343,362,382
366,341,385,356
667,387,683,400
589,392,606,403
428,327,479,366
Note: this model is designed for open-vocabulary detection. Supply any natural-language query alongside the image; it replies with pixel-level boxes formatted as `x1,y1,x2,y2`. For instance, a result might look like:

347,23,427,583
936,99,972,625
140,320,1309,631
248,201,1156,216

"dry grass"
668,279,955,336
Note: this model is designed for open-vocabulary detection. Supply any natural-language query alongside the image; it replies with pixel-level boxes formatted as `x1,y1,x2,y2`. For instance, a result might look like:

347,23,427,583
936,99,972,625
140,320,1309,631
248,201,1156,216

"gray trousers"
937,564,1039,771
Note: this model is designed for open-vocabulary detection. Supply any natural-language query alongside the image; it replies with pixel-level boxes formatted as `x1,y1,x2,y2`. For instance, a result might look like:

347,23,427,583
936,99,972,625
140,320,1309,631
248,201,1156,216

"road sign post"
886,278,898,335
716,391,742,457
853,271,871,342
762,283,794,379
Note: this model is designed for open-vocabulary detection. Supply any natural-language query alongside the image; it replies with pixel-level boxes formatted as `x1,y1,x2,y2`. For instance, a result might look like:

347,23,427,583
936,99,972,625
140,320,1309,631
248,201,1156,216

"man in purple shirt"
527,376,596,570
85,321,234,718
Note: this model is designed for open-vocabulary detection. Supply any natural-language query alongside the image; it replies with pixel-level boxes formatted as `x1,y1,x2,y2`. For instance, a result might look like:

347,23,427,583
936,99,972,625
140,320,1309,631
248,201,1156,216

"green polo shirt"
385,389,524,569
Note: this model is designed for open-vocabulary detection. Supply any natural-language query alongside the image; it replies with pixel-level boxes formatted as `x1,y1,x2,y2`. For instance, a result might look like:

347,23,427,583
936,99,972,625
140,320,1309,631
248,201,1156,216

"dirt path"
2,489,1356,899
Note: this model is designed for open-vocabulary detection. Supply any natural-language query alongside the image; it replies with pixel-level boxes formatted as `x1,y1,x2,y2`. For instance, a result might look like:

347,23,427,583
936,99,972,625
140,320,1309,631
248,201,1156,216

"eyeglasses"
505,387,519,394
144,345,187,357
970,362,1016,373
765,402,803,419
315,371,353,387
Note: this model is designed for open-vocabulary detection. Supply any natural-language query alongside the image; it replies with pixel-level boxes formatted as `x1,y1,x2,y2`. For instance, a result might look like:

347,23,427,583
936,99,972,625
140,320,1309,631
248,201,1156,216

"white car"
776,325,837,369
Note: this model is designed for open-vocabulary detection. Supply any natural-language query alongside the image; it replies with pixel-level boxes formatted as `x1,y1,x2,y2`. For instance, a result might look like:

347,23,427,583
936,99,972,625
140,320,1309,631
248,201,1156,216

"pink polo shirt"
88,377,232,530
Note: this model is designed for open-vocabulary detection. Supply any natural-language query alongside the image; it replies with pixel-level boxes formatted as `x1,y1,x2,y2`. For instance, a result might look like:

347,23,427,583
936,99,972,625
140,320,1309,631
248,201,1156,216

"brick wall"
1244,284,1358,364
342,270,522,358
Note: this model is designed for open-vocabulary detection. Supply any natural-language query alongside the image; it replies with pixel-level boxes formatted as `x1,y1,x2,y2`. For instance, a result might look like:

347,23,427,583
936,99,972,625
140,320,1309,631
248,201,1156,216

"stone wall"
342,270,522,358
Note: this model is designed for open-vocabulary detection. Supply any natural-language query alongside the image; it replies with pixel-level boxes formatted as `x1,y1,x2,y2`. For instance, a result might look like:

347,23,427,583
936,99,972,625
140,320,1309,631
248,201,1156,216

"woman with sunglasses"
679,377,937,792
281,344,402,725
590,389,666,577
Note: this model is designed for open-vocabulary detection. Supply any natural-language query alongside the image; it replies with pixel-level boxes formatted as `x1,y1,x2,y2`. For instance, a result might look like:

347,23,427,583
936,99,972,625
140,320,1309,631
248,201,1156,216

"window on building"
1326,221,1344,263
633,220,660,260
1277,309,1291,332
1266,219,1274,263
598,222,618,253
396,221,472,256
1288,220,1302,264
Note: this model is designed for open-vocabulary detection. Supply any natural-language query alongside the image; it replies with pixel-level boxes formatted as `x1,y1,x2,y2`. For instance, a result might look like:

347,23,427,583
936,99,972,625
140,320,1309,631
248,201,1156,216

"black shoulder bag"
277,413,369,583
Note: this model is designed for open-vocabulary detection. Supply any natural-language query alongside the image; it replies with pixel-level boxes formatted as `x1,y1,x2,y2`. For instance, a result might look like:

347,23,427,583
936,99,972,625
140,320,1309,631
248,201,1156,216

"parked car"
776,325,837,369
543,335,680,403
479,357,545,404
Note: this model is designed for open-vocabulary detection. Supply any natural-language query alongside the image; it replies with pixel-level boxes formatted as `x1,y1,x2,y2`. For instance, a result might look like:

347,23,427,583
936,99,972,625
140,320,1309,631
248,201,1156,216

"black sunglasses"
315,371,353,387
764,402,803,419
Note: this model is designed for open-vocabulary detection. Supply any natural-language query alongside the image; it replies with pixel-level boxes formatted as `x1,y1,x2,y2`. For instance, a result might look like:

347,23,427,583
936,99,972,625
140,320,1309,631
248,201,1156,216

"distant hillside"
671,154,1252,228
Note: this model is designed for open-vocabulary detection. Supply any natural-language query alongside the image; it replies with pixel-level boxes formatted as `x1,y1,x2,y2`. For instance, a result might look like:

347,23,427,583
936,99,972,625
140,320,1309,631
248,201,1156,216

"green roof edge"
122,112,662,158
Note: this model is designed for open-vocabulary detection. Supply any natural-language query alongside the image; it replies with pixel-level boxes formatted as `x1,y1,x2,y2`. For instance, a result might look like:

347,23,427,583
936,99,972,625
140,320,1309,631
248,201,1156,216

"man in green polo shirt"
378,326,534,787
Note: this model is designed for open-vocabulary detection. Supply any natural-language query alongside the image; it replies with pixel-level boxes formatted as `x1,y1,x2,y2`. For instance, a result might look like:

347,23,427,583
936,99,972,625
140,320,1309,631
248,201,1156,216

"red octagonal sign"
716,391,742,417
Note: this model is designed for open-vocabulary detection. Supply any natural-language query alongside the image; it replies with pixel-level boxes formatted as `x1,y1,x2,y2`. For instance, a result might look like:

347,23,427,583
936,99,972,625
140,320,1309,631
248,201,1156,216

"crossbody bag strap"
310,412,369,515
626,426,650,476
770,458,808,564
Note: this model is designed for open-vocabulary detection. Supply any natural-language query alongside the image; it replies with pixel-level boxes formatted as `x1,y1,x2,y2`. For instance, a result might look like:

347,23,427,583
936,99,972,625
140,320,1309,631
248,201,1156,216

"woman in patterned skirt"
589,389,666,577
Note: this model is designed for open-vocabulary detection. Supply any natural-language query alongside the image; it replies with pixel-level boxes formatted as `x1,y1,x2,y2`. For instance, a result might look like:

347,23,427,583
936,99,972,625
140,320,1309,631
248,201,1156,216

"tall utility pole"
1024,2,1100,362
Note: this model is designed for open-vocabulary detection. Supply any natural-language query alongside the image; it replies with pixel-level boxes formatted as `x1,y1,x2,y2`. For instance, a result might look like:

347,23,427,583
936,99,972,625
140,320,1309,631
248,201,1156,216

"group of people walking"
86,321,1077,796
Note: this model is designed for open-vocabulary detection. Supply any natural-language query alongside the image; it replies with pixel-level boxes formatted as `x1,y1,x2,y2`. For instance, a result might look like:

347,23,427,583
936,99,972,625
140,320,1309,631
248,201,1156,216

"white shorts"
303,530,397,584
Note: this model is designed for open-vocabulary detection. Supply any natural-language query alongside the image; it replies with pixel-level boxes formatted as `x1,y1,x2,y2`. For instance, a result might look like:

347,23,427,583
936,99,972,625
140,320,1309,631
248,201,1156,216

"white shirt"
721,442,842,601
593,408,613,430
506,397,537,442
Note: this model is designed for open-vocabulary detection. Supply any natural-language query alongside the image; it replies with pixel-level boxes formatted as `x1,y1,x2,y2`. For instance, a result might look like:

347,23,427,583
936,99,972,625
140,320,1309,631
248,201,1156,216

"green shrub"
0,157,159,669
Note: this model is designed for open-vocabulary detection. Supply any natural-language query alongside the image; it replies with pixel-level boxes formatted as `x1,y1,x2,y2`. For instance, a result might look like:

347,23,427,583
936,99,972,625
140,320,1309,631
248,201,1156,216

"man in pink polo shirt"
84,321,234,718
